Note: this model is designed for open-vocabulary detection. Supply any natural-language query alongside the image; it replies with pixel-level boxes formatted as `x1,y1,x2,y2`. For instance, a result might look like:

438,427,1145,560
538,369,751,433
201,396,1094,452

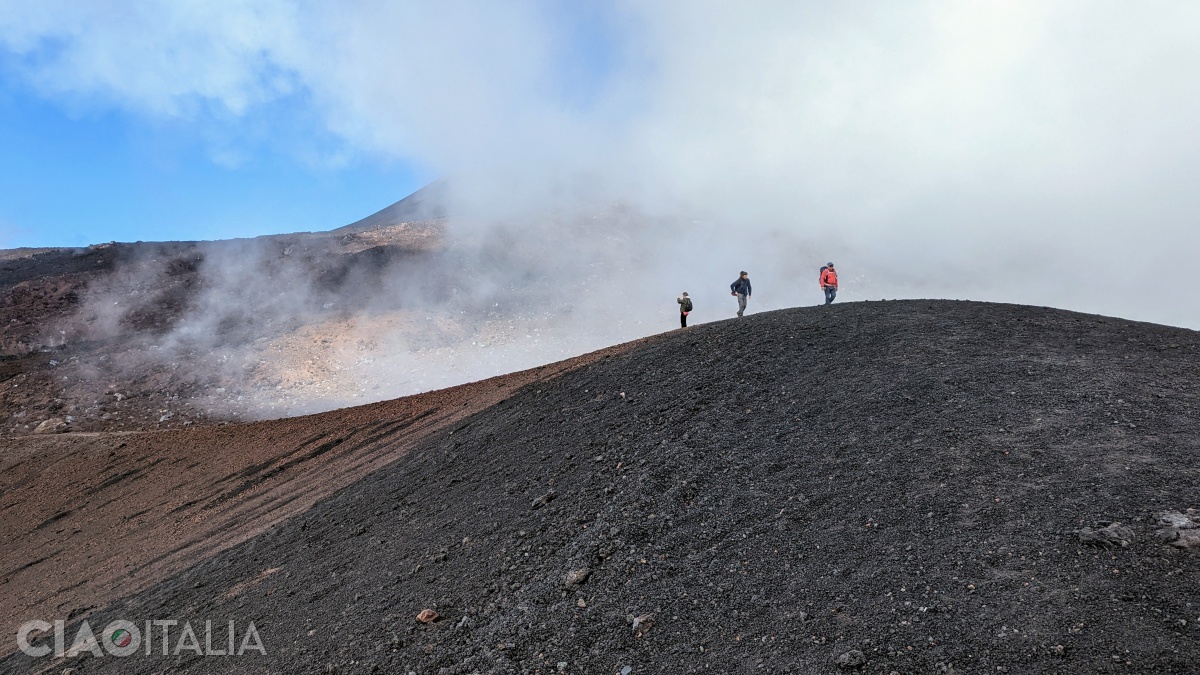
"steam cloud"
5,2,1200,417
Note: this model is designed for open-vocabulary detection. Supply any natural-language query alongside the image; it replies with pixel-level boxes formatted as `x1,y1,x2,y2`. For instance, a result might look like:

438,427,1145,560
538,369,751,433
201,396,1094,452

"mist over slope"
13,301,1198,674
0,187,619,431
5,161,1199,440
0,182,852,435
0,206,438,433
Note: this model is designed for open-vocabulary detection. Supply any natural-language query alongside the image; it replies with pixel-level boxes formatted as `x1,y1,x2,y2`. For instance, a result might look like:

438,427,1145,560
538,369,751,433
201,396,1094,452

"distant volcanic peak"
335,179,450,233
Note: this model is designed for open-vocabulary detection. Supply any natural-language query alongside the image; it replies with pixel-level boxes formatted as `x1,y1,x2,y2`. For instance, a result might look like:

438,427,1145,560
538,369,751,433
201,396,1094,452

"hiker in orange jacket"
820,262,838,305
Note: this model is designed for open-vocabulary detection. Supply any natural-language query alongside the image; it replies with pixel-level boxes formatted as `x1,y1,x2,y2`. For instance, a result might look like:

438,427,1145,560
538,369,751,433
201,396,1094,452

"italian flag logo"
110,628,133,649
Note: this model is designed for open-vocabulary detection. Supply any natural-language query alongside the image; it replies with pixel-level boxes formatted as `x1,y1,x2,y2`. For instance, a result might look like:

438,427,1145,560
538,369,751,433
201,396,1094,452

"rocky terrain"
0,216,443,434
0,335,647,665
0,182,670,437
4,300,1198,673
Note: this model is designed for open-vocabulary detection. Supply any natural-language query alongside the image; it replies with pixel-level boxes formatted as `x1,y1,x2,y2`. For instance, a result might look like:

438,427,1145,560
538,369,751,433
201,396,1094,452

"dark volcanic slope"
0,338,642,650
9,301,1200,674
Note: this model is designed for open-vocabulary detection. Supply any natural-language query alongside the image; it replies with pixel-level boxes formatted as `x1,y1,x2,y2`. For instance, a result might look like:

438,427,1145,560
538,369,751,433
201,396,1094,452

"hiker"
730,271,751,317
677,292,693,328
820,262,838,304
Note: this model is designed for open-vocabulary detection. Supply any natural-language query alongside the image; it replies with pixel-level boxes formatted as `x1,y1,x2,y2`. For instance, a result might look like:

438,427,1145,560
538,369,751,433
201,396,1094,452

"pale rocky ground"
0,196,668,435
203,309,600,419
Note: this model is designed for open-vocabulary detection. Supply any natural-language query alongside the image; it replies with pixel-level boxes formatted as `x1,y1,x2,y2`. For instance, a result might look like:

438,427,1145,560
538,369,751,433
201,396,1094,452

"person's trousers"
680,312,688,328
824,286,837,304
737,293,748,316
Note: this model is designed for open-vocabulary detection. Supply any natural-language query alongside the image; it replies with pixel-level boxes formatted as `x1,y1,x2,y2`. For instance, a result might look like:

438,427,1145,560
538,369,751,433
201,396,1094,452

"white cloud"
0,1,303,116
3,0,1200,326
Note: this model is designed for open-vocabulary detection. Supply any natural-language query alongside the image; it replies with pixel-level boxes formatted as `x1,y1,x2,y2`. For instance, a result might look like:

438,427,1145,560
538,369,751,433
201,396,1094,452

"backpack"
682,298,693,312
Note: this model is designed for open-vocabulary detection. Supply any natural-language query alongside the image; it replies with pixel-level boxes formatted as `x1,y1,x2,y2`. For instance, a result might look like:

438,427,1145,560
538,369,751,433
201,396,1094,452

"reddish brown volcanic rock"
0,337,649,654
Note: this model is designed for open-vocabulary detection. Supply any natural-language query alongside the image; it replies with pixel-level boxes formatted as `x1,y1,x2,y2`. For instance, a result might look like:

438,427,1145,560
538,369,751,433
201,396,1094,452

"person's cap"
740,270,747,275
682,291,688,295
826,262,834,266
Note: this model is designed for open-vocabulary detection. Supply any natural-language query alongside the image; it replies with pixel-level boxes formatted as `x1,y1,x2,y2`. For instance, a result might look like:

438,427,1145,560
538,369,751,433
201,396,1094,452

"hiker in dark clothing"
820,262,838,305
677,292,692,328
730,271,751,317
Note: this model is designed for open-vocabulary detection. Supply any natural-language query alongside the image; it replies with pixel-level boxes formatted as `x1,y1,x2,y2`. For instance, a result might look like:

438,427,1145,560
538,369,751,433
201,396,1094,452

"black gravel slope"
10,300,1200,674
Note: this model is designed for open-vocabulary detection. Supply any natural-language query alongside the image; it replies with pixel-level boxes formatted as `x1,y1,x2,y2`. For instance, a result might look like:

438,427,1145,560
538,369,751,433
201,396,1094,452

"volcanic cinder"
3,300,1199,674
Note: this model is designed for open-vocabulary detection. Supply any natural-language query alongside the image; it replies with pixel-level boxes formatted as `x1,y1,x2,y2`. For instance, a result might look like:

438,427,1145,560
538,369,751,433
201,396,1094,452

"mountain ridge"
6,300,1198,673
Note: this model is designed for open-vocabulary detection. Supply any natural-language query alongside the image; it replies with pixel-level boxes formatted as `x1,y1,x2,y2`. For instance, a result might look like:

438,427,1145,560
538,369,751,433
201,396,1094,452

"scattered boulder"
1157,510,1198,530
837,649,867,669
1155,510,1200,551
1076,522,1134,549
415,609,439,623
531,490,557,510
564,568,591,587
32,417,69,434
630,613,654,632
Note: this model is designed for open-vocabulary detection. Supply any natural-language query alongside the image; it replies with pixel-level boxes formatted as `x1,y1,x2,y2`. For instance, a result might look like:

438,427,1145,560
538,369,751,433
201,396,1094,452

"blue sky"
0,85,429,247
0,1,627,249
